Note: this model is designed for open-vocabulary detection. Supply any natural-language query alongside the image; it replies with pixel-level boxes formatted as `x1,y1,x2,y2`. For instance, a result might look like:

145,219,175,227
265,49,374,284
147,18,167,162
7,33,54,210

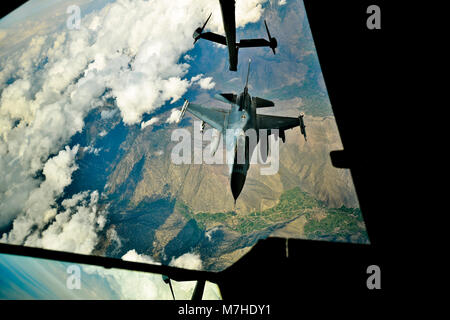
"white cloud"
1,145,79,243
197,77,216,90
141,117,159,130
106,227,122,252
236,0,268,28
100,108,118,120
190,73,215,90
190,74,204,83
122,249,159,264
24,190,106,254
83,145,101,155
169,252,203,271
166,109,182,124
279,0,287,6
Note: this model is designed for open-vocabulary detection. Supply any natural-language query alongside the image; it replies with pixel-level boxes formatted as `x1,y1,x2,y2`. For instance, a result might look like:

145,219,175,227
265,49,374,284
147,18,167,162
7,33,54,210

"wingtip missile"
177,99,189,123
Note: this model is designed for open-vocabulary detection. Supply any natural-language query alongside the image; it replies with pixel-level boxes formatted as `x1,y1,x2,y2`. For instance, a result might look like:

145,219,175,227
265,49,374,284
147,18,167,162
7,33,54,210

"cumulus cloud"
190,73,216,90
106,227,122,252
0,145,107,254
1,145,80,244
0,0,268,253
122,249,159,264
100,108,118,120
141,117,159,130
197,77,216,90
190,74,203,83
83,145,101,155
169,252,203,270
235,0,268,28
166,109,182,124
24,190,106,254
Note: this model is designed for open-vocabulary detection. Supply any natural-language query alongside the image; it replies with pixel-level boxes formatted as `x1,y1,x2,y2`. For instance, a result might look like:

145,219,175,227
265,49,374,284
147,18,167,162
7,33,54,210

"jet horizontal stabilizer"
195,32,227,46
252,96,274,108
214,93,237,105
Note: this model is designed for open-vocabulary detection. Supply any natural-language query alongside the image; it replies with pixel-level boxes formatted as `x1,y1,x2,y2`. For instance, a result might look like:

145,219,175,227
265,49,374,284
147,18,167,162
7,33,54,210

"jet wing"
186,103,229,132
257,114,300,131
257,114,306,142
214,93,237,105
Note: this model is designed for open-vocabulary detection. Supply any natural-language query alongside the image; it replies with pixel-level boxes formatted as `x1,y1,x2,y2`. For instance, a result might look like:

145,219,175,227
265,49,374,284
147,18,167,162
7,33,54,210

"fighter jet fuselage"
178,61,306,202
227,88,256,201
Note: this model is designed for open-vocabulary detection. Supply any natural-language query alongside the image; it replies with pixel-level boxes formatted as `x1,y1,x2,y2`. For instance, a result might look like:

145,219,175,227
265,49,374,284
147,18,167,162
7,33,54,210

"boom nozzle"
244,58,251,91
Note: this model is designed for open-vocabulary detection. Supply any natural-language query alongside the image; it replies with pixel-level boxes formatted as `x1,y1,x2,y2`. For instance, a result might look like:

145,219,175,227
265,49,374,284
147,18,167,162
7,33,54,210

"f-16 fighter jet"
193,0,277,71
177,60,307,202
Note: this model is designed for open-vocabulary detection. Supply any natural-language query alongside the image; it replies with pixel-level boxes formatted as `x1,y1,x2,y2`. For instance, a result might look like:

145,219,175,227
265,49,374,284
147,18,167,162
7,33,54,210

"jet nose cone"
230,171,246,201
